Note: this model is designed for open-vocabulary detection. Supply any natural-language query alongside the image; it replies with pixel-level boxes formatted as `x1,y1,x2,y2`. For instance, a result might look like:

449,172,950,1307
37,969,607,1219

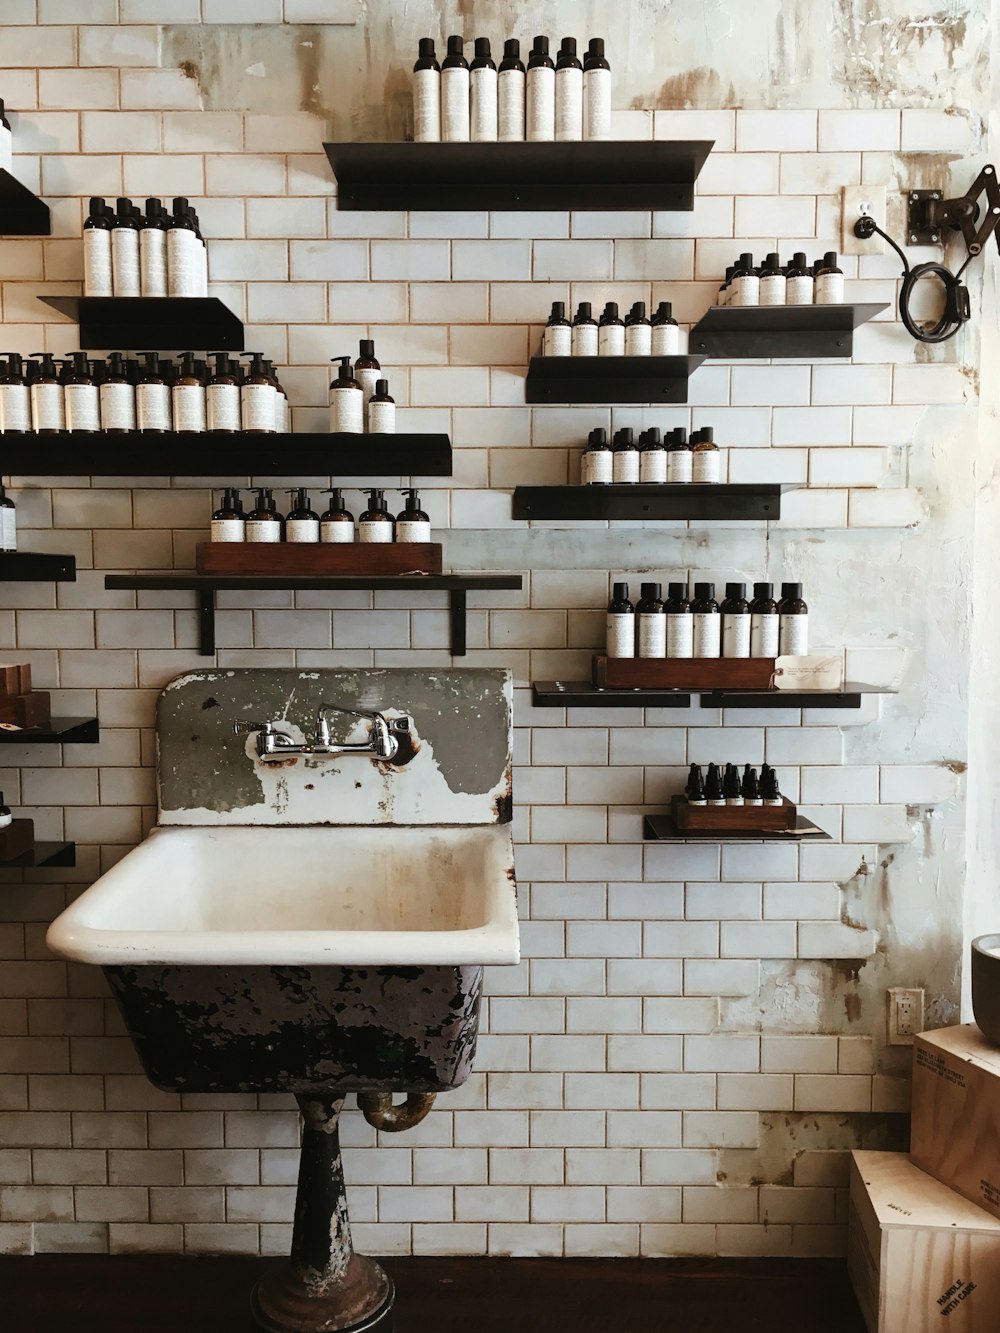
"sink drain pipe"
357,1091,436,1132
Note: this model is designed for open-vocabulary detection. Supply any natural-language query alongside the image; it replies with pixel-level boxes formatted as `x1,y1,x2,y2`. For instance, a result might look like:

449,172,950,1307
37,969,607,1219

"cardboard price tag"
773,654,843,691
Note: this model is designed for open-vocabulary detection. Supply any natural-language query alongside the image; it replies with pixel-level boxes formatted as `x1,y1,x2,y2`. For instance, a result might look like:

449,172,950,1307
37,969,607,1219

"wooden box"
0,818,34,863
196,542,442,576
0,663,31,695
593,654,775,691
671,794,797,831
0,691,50,730
910,1023,1000,1222
848,1150,1000,1333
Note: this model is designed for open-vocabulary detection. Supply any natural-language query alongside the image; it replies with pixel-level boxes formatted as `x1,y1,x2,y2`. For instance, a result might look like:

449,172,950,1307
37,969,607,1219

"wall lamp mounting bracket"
906,164,1000,252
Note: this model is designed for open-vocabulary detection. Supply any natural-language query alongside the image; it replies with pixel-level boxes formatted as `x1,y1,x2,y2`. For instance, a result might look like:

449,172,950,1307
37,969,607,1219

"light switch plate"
842,185,886,255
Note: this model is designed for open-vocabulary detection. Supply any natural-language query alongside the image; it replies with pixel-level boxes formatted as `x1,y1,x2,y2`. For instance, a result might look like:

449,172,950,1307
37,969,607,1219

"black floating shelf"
7,433,453,479
105,573,523,657
0,169,50,235
700,684,893,709
513,483,797,522
643,815,830,842
689,303,890,360
38,296,245,352
525,355,706,405
532,681,692,708
0,552,75,582
0,841,76,869
325,140,714,212
0,717,99,744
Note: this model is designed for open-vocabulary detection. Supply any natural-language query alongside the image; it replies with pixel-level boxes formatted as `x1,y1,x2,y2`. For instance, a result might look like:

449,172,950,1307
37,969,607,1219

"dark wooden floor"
0,1255,866,1332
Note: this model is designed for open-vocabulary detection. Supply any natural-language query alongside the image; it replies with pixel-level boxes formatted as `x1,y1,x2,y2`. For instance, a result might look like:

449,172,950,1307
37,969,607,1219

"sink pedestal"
251,1097,393,1333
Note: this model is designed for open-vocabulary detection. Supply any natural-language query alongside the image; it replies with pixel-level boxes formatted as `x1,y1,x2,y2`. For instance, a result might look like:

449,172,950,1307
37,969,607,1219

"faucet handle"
233,720,270,734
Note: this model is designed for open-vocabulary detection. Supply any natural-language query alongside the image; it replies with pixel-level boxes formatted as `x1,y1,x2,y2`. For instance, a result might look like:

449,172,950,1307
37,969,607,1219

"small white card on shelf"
773,654,843,691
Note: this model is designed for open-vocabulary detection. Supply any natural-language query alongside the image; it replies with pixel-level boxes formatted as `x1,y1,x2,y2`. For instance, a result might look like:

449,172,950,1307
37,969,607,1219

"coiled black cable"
855,215,971,343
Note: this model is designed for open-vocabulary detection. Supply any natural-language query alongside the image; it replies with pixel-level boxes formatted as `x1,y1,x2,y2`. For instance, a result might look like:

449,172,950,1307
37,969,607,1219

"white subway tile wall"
0,16,975,1263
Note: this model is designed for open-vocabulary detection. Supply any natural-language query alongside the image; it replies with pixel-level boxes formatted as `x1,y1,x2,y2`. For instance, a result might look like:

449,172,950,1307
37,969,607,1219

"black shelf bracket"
0,169,50,235
689,303,889,360
0,841,76,870
525,355,706,405
512,483,797,523
38,296,245,351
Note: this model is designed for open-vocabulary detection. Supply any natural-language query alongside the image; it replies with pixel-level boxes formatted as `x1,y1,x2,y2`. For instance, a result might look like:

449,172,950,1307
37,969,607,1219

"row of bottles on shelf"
84,196,208,299
606,580,808,659
329,341,395,433
581,425,720,484
685,762,782,807
211,488,431,545
717,251,845,308
0,351,289,434
414,34,610,143
542,300,680,357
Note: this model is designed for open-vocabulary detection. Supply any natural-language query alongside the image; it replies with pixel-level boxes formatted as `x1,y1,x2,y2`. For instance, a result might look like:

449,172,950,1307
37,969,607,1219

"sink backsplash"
156,668,512,827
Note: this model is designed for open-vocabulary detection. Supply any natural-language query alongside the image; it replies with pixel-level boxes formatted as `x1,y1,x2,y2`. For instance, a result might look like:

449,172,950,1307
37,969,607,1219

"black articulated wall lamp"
855,164,1000,343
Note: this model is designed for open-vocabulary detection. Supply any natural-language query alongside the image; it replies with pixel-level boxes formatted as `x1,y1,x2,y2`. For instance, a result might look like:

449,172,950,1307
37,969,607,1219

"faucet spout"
316,704,399,760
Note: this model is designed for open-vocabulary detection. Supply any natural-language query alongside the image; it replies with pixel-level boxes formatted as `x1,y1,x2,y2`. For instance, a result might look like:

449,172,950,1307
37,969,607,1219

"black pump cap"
654,301,674,320
322,487,348,509
781,582,803,600
558,36,577,56
602,301,620,320
532,35,550,53
823,251,838,266
446,35,464,55
589,427,607,447
575,301,593,321
693,582,715,600
549,300,566,320
643,427,662,447
287,487,312,506
753,582,774,599
739,252,754,267
503,38,521,57
628,301,647,319
725,582,747,600
614,427,634,448
220,487,243,509
667,581,687,601
697,427,714,443
671,427,689,446
587,38,605,57
764,251,781,270
251,487,276,510
791,251,808,268
374,378,390,397
612,581,629,601
639,581,662,600
418,37,436,57
332,355,353,378
359,339,375,359
474,37,492,57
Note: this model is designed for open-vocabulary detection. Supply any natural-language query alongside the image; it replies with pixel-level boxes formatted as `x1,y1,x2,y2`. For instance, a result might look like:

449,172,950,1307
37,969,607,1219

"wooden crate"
0,690,50,729
0,818,34,863
0,663,31,695
593,654,775,690
196,542,442,576
848,1150,1000,1333
671,794,797,831
910,1023,1000,1222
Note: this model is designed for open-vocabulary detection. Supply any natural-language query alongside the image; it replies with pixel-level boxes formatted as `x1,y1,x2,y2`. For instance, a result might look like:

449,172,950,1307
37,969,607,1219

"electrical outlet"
886,987,925,1046
842,185,886,255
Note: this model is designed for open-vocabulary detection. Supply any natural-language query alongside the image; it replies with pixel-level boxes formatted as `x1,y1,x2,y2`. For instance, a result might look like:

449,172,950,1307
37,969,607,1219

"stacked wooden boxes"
0,661,49,730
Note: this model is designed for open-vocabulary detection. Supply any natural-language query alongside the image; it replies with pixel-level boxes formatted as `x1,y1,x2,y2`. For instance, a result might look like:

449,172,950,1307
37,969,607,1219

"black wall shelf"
0,170,50,235
105,572,523,657
7,434,453,479
0,717,99,744
643,815,830,842
324,141,714,212
532,681,891,710
0,841,77,868
38,296,245,351
532,681,692,708
0,552,76,582
525,355,706,405
513,483,797,522
689,303,889,359
701,684,891,709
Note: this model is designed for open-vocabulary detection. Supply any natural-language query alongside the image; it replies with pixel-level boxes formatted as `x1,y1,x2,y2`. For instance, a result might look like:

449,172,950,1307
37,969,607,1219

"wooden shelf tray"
196,541,442,576
672,794,796,832
594,655,775,691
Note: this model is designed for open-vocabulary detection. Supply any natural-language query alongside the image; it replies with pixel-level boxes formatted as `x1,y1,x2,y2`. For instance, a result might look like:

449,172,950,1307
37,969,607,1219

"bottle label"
321,519,354,544
606,612,635,658
555,66,583,141
0,507,15,553
367,400,396,434
167,227,201,298
64,383,100,432
413,67,441,142
355,367,380,405
731,274,759,307
286,517,319,544
589,452,613,484
639,451,667,484
0,384,30,433
441,66,471,141
612,452,639,484
471,65,499,141
651,324,679,355
31,382,65,432
498,68,526,141
692,450,720,484
83,228,113,298
722,613,751,659
624,324,651,356
786,274,813,306
693,613,721,658
359,518,393,543
206,383,241,432
758,274,786,306
815,272,844,305
0,124,11,173
246,519,282,544
396,518,431,543
571,324,598,356
275,393,289,433
667,451,693,484
779,613,809,656
211,518,244,543
140,227,167,297
329,386,363,434
751,612,779,658
173,383,206,433
241,383,276,432
526,64,555,141
543,324,571,356
581,453,595,485
99,381,135,432
638,613,666,659
583,66,611,140
111,227,140,297
666,613,693,659
598,325,625,356
136,382,170,431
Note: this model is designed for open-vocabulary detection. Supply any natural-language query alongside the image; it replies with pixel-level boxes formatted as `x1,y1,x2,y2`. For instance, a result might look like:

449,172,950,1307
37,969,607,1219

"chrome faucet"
233,705,410,764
